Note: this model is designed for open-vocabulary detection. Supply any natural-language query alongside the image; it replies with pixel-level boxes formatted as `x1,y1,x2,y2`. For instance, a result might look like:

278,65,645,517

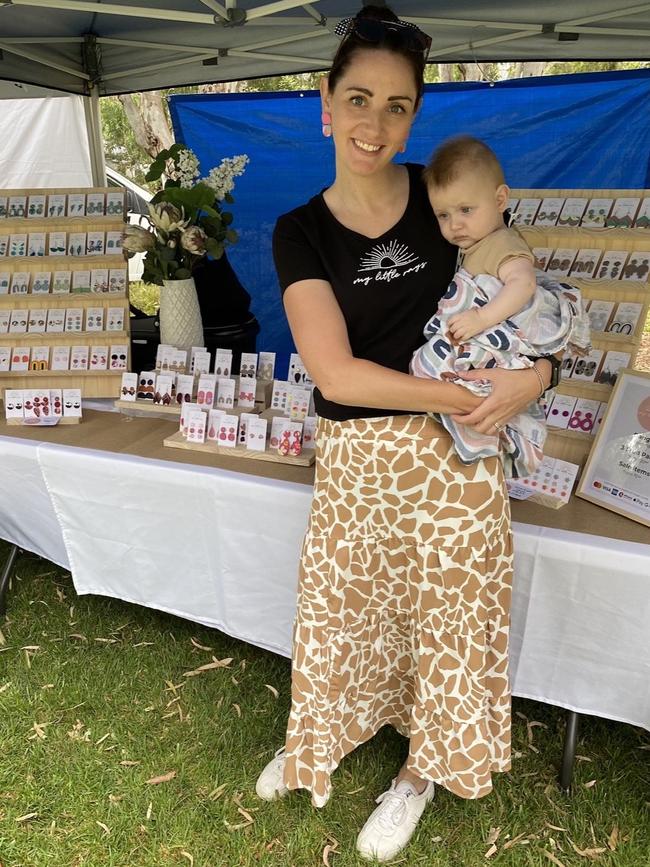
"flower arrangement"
122,144,249,286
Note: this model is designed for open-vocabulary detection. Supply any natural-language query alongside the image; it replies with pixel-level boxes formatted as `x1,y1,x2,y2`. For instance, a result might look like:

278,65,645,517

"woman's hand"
450,364,548,434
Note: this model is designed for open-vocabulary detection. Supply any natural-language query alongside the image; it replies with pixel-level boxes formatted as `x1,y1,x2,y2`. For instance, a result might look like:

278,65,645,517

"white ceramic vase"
159,277,204,353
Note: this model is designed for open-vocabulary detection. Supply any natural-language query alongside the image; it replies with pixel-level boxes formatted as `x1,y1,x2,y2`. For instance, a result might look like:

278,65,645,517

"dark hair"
423,135,506,189
328,5,426,108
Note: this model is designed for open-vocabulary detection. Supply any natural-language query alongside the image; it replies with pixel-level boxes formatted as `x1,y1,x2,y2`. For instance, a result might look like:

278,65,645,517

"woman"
256,7,552,862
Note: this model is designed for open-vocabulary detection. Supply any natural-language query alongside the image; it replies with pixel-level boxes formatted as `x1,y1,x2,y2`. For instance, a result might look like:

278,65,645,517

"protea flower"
147,202,189,233
121,224,155,253
180,226,208,255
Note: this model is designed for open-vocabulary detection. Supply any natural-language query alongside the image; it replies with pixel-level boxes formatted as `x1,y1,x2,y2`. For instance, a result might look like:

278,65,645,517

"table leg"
559,710,580,792
0,544,19,616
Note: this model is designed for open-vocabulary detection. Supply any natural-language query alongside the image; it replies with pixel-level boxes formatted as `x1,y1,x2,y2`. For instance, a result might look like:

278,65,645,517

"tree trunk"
510,61,550,78
118,92,174,159
437,63,455,82
198,81,245,93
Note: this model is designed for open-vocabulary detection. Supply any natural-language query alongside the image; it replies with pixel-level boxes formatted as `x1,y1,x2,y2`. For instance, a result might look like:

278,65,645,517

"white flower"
147,202,189,234
175,147,200,189
202,154,249,201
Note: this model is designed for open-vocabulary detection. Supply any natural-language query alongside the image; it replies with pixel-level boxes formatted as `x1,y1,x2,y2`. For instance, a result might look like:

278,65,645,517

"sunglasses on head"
335,17,432,59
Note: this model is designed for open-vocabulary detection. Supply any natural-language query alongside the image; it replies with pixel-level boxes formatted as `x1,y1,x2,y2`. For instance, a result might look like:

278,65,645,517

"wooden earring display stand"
0,187,130,399
512,187,650,467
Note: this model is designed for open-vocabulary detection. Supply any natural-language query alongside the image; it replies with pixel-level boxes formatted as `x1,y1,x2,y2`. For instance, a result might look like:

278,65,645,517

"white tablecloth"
1,433,649,731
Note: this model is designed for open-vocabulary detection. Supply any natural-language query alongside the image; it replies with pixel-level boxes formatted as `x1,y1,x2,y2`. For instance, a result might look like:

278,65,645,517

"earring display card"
47,194,66,218
65,308,83,332
8,197,27,218
238,411,257,445
10,272,29,294
595,351,630,386
154,374,174,405
51,346,70,370
108,269,126,293
557,197,588,227
570,349,604,383
109,344,128,370
239,352,258,378
46,309,65,332
187,409,207,444
196,374,217,408
105,191,125,216
546,248,577,278
605,197,640,228
85,307,104,331
0,312,9,333
72,271,91,293
106,307,125,331
86,192,105,216
596,251,629,280
622,253,650,281
276,419,304,457
237,376,256,408
207,408,225,441
29,347,50,371
606,302,643,335
547,394,577,429
4,389,24,417
0,197,7,218
27,233,46,257
213,348,232,377
586,299,615,332
507,197,519,214
569,249,602,277
532,247,554,271
0,272,9,294
568,398,602,435
582,198,613,228
91,268,109,293
62,389,82,417
137,372,156,400
533,197,565,227
120,372,137,401
156,344,174,372
218,413,239,447
27,308,47,333
270,379,290,413
633,198,650,228
257,351,276,381
67,194,85,217
70,345,89,370
193,350,211,376
0,347,10,370
9,234,27,257
175,373,194,405
9,309,28,333
513,198,541,226
288,353,311,386
507,456,579,507
302,415,317,450
52,271,71,293
86,231,105,256
68,233,86,257
288,384,310,420
172,349,187,373
105,231,123,253
31,271,52,294
245,416,268,451
0,237,8,257
216,377,235,409
180,401,200,434
11,347,30,371
89,346,108,370
48,232,67,256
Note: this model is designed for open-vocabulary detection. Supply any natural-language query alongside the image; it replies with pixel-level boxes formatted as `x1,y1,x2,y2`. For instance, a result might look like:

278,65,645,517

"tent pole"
83,84,106,186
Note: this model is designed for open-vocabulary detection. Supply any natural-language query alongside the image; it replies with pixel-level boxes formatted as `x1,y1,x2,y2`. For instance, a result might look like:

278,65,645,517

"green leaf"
221,211,233,226
205,237,224,258
175,267,192,279
224,192,234,205
145,158,165,182
225,228,238,245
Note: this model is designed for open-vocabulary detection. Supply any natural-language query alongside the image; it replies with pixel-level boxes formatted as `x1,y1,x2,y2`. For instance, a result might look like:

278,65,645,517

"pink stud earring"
321,111,332,138
399,142,407,153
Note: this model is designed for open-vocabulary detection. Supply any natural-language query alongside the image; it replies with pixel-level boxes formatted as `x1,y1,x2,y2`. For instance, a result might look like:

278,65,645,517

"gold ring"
493,422,501,432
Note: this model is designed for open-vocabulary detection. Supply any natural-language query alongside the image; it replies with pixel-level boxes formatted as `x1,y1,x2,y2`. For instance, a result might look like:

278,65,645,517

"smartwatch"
536,354,562,392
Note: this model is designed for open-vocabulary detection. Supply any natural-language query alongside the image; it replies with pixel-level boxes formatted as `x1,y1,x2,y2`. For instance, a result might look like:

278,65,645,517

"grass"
0,542,648,867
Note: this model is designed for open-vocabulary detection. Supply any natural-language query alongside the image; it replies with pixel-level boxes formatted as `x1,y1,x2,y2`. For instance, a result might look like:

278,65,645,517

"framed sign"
577,368,650,527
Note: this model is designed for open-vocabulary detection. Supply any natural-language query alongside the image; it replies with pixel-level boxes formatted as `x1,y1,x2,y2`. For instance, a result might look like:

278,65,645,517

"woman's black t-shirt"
272,163,457,421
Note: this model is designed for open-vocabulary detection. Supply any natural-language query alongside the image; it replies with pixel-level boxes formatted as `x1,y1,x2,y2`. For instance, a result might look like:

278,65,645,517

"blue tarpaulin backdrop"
170,68,650,361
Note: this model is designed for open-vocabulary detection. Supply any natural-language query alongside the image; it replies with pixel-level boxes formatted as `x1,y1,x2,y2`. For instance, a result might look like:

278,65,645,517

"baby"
411,135,590,478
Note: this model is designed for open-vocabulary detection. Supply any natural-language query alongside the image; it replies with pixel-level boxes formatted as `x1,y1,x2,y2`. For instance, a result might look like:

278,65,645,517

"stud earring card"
180,401,201,435
587,300,615,333
106,307,125,331
193,350,211,376
570,349,604,383
10,348,29,372
0,312,8,334
546,394,577,429
239,352,258,378
186,410,207,444
27,308,47,333
108,269,126,293
62,389,82,417
257,351,276,381
9,309,28,333
237,376,256,409
89,346,108,370
85,307,104,331
120,372,138,401
302,416,317,450
65,307,83,333
51,346,70,370
70,345,89,370
46,309,65,333
0,348,10,371
245,416,268,451
4,389,25,419
218,413,239,448
109,344,128,370
91,268,109,293
270,380,290,413
582,198,613,228
238,411,257,445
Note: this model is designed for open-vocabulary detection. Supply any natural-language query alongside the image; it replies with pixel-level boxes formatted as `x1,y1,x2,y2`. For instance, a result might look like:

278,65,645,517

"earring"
399,142,407,153
321,111,332,138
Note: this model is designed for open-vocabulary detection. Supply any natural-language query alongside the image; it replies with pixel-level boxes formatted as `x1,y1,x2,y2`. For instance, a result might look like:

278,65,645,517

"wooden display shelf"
1,216,125,230
0,293,128,306
0,331,128,343
0,254,126,268
4,370,124,397
163,429,315,466
5,416,81,425
115,399,182,419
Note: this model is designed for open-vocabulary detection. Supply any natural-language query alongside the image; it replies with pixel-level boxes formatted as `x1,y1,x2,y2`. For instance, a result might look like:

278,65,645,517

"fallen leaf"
0,628,5,645
209,783,227,801
543,851,567,867
0,682,11,693
265,684,279,699
96,821,110,835
55,586,66,603
546,824,567,833
431,836,443,843
133,642,154,647
120,760,140,767
180,852,194,866
232,704,242,718
345,786,365,795
231,676,239,685
146,770,176,785
584,779,597,789
191,637,213,652
146,802,153,820
183,657,233,677
69,634,88,642
484,843,498,858
108,794,123,803
322,836,340,866
576,755,593,762
569,840,607,859
21,645,41,651
95,733,111,746
608,826,619,851
487,827,501,845
503,832,528,850
94,638,117,644
16,812,38,823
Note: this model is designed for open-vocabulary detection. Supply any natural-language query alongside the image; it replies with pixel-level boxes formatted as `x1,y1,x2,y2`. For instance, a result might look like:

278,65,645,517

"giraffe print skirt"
283,413,513,808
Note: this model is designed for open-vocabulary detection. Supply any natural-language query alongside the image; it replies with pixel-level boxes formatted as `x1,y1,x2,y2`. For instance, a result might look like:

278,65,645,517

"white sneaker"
356,777,435,862
255,747,290,801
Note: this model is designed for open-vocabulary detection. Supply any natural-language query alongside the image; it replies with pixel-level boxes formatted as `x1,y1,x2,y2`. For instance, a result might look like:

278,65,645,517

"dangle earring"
321,111,332,138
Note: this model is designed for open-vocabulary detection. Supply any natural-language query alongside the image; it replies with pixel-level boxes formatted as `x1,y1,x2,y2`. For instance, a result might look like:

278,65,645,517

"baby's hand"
447,308,484,343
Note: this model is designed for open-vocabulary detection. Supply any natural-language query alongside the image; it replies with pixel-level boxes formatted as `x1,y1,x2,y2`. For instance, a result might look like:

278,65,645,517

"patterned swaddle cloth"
411,268,591,478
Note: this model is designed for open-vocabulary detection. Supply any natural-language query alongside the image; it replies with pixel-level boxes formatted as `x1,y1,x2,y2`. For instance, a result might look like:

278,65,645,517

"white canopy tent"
1,1,649,182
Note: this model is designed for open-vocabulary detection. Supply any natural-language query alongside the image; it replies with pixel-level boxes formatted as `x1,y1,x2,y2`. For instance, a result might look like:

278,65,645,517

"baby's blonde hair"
423,135,505,189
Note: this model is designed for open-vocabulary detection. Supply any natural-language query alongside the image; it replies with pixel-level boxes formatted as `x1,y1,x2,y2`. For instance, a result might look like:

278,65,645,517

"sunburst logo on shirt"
358,240,418,271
